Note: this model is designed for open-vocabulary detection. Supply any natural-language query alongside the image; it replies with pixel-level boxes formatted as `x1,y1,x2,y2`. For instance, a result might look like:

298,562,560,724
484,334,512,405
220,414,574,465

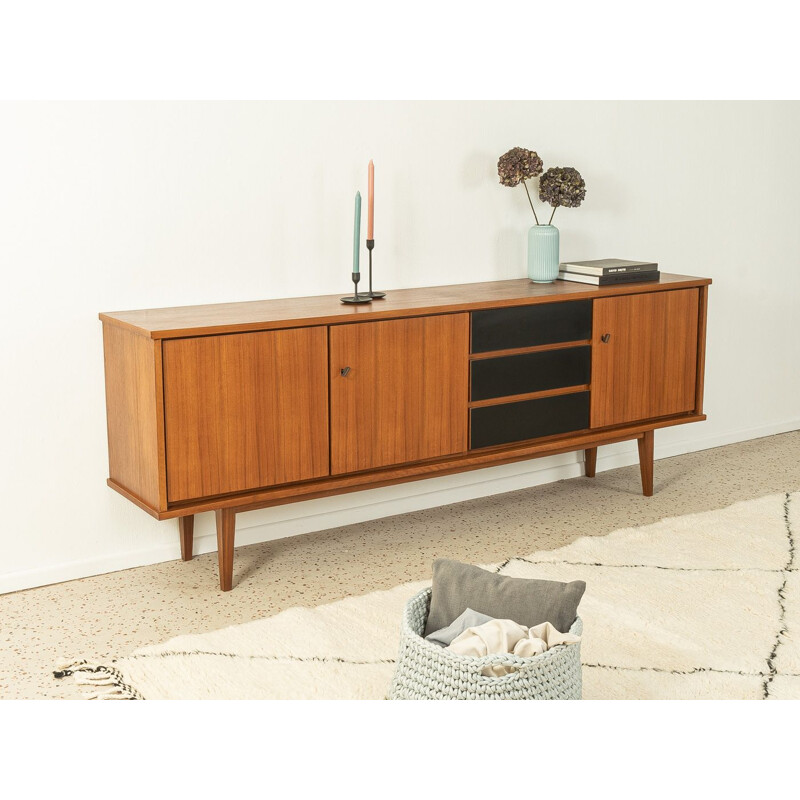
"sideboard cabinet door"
330,314,469,474
591,289,700,428
163,327,329,502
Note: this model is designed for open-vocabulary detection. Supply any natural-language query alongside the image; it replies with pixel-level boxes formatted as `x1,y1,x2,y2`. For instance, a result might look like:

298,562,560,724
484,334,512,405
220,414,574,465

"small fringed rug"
55,492,800,699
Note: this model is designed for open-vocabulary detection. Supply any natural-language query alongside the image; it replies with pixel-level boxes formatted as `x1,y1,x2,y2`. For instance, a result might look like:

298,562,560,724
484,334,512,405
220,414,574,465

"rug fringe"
53,660,143,700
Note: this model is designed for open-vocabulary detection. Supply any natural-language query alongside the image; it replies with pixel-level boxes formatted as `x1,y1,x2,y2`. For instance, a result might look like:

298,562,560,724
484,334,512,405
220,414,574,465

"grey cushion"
424,608,495,647
424,558,586,636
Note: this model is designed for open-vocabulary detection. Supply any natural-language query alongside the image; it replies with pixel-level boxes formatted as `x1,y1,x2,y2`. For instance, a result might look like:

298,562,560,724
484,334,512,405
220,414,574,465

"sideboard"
100,274,710,591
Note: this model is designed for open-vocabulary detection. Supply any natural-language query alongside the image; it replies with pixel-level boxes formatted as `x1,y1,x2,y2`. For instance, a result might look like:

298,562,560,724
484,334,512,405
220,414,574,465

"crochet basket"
389,587,582,700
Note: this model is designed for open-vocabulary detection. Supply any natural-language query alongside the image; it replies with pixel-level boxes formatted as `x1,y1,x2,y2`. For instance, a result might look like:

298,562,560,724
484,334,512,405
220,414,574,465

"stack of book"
557,259,660,285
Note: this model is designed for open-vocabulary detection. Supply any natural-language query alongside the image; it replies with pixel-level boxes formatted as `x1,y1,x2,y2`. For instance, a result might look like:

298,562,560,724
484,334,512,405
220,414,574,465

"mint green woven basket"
389,587,582,700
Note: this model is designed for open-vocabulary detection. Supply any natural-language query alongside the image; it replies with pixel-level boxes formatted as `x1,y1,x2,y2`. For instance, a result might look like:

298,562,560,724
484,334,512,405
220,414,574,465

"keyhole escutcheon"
601,333,611,343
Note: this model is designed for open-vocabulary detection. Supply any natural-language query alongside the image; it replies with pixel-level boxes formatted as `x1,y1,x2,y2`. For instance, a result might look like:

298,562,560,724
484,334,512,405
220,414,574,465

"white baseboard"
2,418,798,595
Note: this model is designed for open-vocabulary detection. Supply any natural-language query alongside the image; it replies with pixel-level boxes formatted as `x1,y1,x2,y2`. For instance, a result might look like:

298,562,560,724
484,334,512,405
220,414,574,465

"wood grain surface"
162,326,330,502
468,384,590,409
638,429,655,496
178,515,194,561
469,340,592,361
330,314,469,474
590,288,700,428
695,284,709,415
102,323,163,509
100,274,711,340
100,276,711,591
215,508,236,592
584,447,598,478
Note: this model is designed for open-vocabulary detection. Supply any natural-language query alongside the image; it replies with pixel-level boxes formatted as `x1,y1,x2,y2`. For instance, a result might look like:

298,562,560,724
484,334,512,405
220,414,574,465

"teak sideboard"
100,274,710,591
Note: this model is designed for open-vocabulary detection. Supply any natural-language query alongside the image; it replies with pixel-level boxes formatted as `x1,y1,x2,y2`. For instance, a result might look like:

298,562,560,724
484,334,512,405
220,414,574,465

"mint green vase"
528,224,559,283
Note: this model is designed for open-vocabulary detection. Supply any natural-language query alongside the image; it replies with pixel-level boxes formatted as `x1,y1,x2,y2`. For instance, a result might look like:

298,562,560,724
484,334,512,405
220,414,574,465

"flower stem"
522,180,540,225
548,206,557,225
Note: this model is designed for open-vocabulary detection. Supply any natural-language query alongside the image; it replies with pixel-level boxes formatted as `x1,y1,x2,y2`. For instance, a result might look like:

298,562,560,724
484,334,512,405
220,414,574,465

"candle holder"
340,272,372,305
365,239,386,299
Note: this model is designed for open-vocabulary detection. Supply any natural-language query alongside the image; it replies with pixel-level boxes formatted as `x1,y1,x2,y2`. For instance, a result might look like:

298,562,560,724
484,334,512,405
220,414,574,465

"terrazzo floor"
2,431,799,700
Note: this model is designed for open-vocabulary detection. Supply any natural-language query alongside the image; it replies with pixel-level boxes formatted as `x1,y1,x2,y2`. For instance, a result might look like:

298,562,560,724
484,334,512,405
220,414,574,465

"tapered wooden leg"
178,515,194,561
584,447,597,478
215,508,236,591
637,430,654,497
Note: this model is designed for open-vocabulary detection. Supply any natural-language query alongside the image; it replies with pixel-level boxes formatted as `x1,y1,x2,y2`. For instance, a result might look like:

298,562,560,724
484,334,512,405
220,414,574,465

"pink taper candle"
367,160,374,240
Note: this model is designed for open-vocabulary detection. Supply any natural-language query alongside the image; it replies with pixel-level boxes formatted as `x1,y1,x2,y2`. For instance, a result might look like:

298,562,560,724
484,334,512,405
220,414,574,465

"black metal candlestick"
340,271,372,305
365,239,386,299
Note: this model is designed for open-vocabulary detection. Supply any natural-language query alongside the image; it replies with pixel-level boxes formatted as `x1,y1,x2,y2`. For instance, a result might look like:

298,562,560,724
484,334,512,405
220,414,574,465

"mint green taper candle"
353,191,361,274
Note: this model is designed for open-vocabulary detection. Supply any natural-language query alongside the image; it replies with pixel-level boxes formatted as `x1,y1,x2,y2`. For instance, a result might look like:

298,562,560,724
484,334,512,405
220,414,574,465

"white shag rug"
57,492,799,699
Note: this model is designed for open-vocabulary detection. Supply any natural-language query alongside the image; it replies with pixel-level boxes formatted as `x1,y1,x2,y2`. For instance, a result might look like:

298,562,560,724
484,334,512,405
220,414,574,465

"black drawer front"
471,300,592,353
470,392,590,450
471,346,591,401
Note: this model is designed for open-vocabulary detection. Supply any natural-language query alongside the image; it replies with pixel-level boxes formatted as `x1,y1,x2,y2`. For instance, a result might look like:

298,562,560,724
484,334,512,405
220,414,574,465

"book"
559,258,658,276
557,270,661,286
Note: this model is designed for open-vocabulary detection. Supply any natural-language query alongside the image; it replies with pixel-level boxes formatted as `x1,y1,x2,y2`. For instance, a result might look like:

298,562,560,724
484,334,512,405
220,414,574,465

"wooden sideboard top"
100,273,712,340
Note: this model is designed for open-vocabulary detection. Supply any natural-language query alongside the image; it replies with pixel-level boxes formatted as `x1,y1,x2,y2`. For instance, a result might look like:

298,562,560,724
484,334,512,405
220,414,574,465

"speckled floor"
2,431,799,700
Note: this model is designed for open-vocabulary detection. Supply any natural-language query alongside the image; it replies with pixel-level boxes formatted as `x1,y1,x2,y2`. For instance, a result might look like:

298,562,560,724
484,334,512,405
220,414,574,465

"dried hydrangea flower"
497,147,543,187
538,166,586,223
498,147,544,223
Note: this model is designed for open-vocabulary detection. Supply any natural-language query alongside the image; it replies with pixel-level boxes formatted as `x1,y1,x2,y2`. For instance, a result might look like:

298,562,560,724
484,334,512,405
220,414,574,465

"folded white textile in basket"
447,619,581,677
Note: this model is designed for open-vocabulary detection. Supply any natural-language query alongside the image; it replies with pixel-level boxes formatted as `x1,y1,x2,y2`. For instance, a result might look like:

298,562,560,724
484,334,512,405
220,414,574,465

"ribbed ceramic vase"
528,224,560,283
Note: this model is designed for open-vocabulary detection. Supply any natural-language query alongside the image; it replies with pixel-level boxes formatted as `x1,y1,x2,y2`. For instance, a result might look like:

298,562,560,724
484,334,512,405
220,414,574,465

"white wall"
1,101,799,594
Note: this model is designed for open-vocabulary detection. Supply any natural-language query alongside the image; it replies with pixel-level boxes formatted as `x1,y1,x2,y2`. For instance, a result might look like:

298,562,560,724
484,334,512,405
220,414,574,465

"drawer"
470,391,590,450
471,346,591,402
471,300,592,353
